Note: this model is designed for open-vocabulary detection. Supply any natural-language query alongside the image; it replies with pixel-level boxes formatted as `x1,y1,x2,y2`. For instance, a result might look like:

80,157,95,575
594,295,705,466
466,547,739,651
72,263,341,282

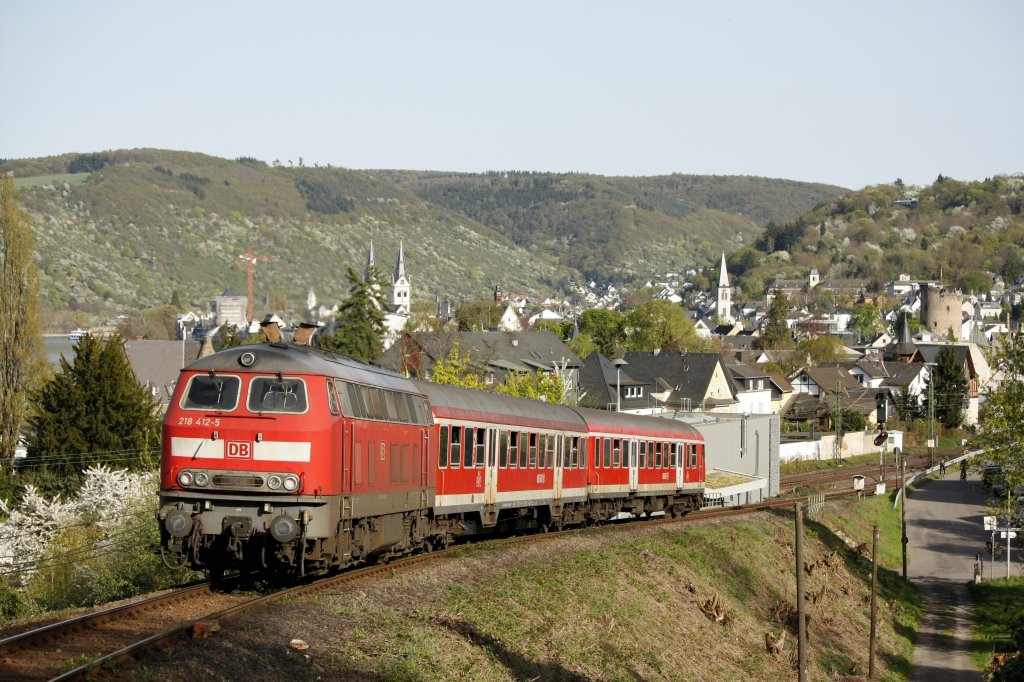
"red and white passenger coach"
158,333,705,577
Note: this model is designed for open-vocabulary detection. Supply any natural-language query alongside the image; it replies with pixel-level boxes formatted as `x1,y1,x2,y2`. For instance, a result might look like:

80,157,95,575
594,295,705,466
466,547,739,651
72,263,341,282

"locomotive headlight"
269,514,298,543
164,509,193,538
267,475,283,490
194,472,209,487
282,474,300,492
177,470,194,488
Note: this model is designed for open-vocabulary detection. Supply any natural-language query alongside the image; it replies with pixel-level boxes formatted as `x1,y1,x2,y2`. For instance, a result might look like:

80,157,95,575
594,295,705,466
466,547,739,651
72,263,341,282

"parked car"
982,465,1004,488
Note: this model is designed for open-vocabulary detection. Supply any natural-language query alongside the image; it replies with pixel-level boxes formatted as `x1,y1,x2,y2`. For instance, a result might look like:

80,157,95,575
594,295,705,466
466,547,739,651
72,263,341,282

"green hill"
376,170,847,281
725,175,1024,302
1,149,847,327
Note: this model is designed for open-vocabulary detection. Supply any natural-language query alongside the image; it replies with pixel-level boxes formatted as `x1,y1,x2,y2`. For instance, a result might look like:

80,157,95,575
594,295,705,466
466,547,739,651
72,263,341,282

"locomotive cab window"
181,374,241,411
247,377,308,414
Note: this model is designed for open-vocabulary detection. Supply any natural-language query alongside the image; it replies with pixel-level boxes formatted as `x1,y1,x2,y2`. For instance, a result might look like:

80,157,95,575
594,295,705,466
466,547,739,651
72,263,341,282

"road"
907,469,1021,681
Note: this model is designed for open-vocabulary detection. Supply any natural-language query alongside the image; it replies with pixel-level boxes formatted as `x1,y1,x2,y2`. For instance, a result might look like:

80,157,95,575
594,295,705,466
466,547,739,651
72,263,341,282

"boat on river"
67,329,87,341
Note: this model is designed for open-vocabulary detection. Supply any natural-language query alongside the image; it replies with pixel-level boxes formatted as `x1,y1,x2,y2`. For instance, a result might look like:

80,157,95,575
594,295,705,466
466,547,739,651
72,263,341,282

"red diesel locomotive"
158,333,705,577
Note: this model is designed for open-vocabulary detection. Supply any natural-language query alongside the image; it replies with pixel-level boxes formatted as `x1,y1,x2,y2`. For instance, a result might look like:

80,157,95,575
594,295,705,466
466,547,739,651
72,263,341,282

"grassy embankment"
132,495,920,681
969,576,1024,673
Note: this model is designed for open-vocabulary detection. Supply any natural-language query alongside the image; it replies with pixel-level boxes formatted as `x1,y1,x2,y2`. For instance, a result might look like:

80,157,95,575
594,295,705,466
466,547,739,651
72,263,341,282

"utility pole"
238,248,277,323
833,381,843,460
900,457,908,579
927,379,936,466
869,525,879,678
795,501,807,682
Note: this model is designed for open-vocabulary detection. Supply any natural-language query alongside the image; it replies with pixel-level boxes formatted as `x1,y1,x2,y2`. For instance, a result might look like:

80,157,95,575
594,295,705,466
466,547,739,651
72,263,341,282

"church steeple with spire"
392,238,411,314
716,251,734,324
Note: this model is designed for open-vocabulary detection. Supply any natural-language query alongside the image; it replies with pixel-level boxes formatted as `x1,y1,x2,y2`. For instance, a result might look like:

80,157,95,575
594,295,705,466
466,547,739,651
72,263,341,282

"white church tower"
716,251,734,324
364,238,376,282
392,238,411,315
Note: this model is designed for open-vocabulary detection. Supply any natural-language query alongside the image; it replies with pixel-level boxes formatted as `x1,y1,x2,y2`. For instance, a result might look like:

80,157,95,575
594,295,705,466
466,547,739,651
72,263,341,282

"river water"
44,336,78,366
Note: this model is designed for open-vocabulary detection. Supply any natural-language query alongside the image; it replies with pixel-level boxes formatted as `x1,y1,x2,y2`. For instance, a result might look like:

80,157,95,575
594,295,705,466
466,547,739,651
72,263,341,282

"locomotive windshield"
247,377,308,414
181,374,241,411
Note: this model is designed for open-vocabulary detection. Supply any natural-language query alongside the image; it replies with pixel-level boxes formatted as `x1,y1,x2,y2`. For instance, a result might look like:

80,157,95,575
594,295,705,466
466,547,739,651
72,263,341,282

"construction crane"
238,248,277,323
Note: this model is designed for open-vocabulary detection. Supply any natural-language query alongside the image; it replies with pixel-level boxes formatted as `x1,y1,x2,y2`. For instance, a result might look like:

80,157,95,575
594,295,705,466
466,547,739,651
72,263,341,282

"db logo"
227,441,253,459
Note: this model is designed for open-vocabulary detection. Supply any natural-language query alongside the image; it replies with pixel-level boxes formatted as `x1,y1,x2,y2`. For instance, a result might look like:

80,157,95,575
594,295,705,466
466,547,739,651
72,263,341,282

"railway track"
0,461,927,681
779,453,936,494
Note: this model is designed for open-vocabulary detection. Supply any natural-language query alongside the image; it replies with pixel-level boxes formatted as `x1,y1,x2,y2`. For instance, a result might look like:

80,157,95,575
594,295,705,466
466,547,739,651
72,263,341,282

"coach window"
593,438,601,468
450,426,462,468
519,432,528,469
463,427,475,469
638,441,647,469
439,426,449,468
655,442,662,468
544,434,554,468
689,443,698,468
602,438,611,468
561,435,569,468
499,432,509,468
508,432,518,469
569,436,578,468
528,432,538,468
612,439,621,468
474,428,486,468
670,443,678,468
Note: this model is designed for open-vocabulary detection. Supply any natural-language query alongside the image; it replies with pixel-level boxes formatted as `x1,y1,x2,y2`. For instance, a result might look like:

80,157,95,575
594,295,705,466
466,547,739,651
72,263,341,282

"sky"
2,1,1022,190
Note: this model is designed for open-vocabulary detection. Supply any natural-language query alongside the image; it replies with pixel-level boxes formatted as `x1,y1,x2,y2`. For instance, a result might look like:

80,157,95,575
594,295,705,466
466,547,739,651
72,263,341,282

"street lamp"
612,356,627,412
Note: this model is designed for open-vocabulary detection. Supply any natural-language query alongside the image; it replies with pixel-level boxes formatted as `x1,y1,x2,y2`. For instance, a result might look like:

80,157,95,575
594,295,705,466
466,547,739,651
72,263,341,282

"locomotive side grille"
212,474,265,488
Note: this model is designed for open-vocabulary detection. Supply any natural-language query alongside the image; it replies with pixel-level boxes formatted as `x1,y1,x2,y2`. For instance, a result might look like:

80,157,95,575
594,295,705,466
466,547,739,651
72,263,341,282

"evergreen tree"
319,266,390,363
926,344,968,429
756,294,792,350
24,333,160,497
0,175,44,468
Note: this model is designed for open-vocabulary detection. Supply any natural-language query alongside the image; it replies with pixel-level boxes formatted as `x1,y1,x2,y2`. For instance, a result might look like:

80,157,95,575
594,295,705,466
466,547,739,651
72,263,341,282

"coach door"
628,439,639,492
484,427,498,505
553,434,564,501
675,442,684,489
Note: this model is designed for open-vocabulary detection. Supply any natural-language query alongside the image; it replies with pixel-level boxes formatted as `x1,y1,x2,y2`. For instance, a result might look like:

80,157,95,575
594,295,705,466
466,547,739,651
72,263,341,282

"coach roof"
416,382,587,432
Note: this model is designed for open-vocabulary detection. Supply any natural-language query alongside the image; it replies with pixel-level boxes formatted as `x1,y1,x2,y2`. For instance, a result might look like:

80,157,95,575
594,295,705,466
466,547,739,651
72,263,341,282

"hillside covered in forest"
721,175,1024,303
1,149,846,327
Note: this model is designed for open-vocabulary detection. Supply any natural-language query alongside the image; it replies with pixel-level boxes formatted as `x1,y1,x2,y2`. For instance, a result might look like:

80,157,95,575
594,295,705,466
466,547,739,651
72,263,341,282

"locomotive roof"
571,406,703,440
184,342,423,395
415,381,587,433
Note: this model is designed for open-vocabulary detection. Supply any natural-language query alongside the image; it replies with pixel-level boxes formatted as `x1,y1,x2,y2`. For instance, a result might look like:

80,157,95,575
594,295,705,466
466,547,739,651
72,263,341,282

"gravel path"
907,469,1003,682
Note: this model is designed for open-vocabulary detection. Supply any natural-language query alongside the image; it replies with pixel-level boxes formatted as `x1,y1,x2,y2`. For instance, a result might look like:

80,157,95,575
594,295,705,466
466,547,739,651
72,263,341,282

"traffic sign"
984,516,997,531
1001,531,1017,539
